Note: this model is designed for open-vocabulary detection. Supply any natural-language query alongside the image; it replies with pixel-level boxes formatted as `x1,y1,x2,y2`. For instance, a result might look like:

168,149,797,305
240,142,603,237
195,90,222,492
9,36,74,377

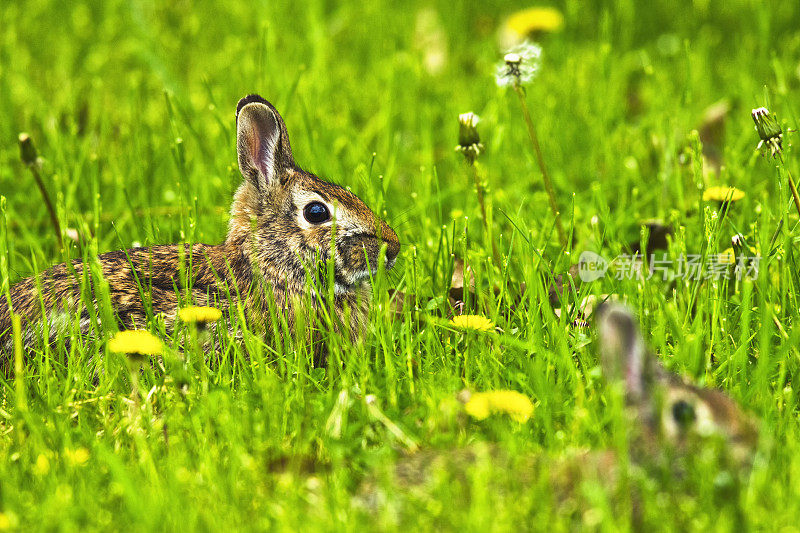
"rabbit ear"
596,303,649,402
235,94,295,191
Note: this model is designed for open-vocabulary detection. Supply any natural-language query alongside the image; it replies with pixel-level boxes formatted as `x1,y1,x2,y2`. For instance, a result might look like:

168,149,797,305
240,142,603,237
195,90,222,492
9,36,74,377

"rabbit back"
0,244,233,357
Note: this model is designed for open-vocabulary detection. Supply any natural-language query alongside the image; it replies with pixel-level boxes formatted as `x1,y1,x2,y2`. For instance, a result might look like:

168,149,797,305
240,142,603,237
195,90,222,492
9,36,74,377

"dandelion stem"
778,154,800,221
468,163,502,264
129,366,141,421
513,85,567,248
18,134,62,250
30,166,62,249
470,164,488,224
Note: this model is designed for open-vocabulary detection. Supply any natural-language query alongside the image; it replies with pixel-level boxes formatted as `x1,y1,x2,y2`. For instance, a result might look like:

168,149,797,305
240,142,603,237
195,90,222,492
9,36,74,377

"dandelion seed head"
495,41,542,88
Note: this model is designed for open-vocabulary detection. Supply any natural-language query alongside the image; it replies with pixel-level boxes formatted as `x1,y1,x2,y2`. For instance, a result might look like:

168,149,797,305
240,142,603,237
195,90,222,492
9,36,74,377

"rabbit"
357,303,758,523
595,303,757,466
0,94,400,369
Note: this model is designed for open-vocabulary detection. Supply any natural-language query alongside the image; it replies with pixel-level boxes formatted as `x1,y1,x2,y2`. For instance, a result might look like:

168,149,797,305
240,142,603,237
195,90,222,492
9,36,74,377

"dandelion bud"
751,107,783,158
752,107,782,140
458,113,480,146
18,133,39,167
455,112,484,164
730,233,757,260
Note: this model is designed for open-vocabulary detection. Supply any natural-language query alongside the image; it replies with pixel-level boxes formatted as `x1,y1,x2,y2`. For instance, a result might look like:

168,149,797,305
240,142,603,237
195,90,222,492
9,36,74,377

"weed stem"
513,85,567,248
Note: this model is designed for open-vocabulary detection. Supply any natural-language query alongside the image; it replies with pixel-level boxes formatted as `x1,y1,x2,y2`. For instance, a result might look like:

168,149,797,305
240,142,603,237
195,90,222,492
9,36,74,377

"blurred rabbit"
358,303,757,522
0,95,400,368
596,303,757,465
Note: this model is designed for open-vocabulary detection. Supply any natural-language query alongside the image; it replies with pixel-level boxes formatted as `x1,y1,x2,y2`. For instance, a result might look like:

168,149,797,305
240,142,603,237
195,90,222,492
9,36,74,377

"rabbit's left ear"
236,94,295,191
596,303,648,402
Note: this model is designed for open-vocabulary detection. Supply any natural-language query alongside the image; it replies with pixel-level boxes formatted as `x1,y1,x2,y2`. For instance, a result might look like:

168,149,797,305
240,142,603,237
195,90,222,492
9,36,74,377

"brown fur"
0,95,399,368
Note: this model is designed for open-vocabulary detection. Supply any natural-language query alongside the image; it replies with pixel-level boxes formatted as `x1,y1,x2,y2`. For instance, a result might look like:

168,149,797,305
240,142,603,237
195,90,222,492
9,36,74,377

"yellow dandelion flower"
65,447,90,467
178,306,222,324
450,314,495,332
703,186,745,203
33,453,50,476
507,7,564,34
464,393,491,420
0,511,18,530
464,390,534,423
718,248,736,265
500,7,564,47
108,330,163,357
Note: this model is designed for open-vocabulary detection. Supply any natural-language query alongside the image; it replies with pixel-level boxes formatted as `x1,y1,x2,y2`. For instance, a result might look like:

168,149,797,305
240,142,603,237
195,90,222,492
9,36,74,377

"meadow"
2,0,800,530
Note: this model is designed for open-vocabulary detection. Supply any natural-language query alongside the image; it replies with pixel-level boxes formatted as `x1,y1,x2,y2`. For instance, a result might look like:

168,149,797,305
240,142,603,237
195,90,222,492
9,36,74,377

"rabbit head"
228,95,400,297
596,303,758,466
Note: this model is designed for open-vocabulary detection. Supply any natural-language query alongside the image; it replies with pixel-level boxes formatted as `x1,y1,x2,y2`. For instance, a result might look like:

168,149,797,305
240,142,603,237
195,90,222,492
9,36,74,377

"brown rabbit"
358,304,758,522
595,303,757,466
0,95,400,367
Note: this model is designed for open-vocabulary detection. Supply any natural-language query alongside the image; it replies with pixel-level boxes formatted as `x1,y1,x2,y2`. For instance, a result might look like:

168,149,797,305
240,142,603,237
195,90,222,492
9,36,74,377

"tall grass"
1,0,800,530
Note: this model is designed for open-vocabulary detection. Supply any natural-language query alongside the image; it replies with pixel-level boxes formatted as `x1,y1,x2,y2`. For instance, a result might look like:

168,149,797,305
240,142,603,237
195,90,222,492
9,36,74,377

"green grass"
2,0,800,530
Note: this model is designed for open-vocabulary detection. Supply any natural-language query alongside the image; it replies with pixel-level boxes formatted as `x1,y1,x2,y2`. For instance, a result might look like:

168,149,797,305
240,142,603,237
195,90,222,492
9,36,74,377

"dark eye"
303,202,330,224
671,400,696,427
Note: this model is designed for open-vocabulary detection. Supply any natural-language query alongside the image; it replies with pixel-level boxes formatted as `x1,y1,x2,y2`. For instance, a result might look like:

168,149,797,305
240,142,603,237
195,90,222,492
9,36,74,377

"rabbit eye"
303,202,330,224
671,400,696,427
